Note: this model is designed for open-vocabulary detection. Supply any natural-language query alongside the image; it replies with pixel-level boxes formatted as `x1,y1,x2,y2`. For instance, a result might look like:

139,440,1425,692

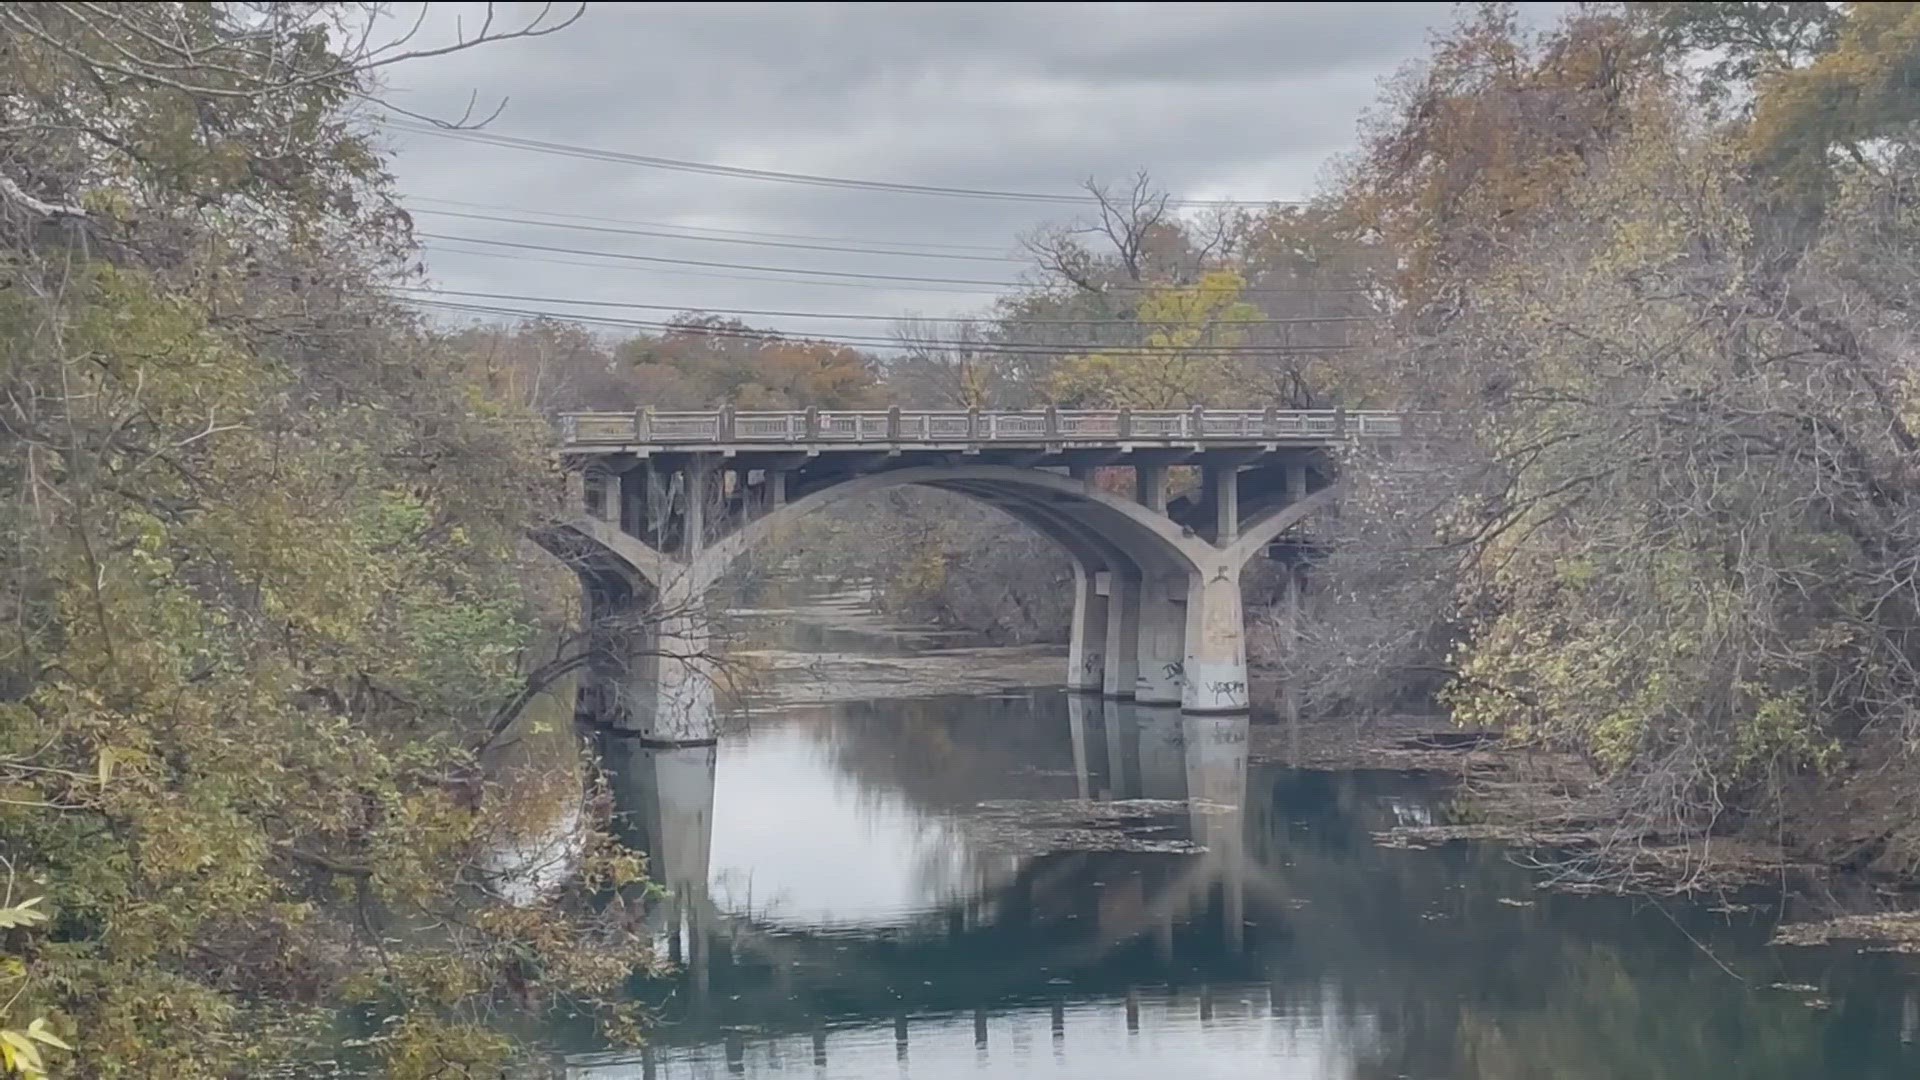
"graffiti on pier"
1162,661,1186,686
1208,680,1247,704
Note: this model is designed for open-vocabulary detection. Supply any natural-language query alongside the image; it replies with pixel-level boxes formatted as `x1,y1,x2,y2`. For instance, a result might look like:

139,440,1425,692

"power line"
417,231,1021,286
421,239,1027,296
393,286,1373,327
406,196,1015,254
385,120,1305,208
412,207,1027,263
417,232,1377,297
408,298,1360,356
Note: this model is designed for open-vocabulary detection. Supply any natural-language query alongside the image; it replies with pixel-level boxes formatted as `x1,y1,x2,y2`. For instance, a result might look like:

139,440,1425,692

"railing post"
1045,405,1060,438
719,405,736,441
1261,405,1278,438
1190,404,1206,439
887,406,901,440
967,406,980,440
1117,406,1132,439
804,406,819,439
1334,405,1347,439
635,407,652,443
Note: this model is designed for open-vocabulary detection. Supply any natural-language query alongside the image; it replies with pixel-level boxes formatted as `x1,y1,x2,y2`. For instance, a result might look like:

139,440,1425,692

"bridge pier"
1101,570,1141,699
1066,566,1110,692
627,578,718,744
1182,567,1249,713
1134,574,1186,705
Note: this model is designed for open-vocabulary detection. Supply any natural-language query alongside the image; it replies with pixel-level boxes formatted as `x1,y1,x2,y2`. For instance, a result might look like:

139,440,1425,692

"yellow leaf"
0,1030,44,1072
25,1019,69,1051
0,899,46,929
97,747,113,786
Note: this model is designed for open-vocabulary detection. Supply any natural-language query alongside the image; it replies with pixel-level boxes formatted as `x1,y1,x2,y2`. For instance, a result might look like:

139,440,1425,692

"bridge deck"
560,407,1404,453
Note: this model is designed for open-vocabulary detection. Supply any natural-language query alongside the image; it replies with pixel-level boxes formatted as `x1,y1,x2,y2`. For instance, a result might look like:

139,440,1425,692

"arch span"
690,465,1204,595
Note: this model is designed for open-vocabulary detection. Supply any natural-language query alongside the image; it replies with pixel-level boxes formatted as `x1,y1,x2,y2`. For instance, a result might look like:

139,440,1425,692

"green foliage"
1049,271,1261,407
1342,1,1920,840
0,4,654,1075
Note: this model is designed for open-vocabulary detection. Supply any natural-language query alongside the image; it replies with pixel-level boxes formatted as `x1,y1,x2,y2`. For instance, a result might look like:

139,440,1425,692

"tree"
1309,1,1920,878
617,315,881,409
1341,2,1660,314
1048,271,1261,408
0,4,663,1075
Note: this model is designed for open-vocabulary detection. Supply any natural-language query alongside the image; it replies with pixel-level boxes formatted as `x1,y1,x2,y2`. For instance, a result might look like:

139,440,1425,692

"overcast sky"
378,2,1513,343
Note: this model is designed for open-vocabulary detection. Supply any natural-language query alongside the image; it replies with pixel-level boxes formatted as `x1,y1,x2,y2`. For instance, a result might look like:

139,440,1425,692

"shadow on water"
575,688,1920,1079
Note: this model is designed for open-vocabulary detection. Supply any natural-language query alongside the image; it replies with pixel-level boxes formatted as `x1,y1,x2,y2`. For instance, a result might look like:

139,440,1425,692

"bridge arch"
689,465,1206,595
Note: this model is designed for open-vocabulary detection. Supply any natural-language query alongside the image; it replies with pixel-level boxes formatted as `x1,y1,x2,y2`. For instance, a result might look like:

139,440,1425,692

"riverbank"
1240,691,1920,956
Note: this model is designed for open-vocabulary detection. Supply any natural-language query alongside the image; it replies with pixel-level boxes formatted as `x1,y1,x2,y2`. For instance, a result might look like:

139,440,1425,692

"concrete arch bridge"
547,407,1405,743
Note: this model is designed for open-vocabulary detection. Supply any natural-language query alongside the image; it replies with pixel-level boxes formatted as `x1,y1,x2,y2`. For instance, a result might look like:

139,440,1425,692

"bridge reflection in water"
575,690,1920,1080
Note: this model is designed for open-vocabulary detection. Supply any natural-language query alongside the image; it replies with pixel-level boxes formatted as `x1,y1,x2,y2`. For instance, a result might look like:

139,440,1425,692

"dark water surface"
569,685,1920,1079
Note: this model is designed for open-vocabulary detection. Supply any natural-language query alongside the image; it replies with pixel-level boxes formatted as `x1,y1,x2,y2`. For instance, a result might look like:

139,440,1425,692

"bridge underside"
546,443,1330,743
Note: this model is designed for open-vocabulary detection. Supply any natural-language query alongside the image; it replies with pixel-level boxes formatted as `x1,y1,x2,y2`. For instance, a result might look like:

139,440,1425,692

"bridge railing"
558,408,1409,446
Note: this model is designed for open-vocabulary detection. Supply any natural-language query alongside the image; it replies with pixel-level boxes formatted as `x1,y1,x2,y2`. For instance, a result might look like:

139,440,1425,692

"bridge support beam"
596,577,719,744
1135,574,1186,705
1102,569,1140,699
1182,567,1249,713
1137,464,1168,514
1206,465,1239,544
1067,566,1109,691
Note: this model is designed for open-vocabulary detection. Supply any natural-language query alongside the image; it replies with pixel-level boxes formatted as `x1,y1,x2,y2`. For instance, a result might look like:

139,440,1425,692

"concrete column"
1102,569,1141,698
644,467,668,547
564,467,588,517
606,469,630,527
1182,567,1249,712
1286,460,1308,504
682,461,709,558
619,575,718,743
768,468,788,508
1206,465,1239,543
1137,464,1168,515
618,468,646,536
1134,573,1186,705
1066,565,1110,690
584,471,614,523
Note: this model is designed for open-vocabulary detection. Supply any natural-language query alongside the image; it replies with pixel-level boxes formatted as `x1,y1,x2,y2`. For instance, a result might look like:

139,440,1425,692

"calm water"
566,676,1920,1077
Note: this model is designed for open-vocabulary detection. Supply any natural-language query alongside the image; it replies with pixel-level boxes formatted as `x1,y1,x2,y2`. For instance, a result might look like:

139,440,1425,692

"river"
553,599,1920,1080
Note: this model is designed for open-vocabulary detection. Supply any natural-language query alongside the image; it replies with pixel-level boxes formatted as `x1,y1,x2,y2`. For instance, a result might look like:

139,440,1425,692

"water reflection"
583,690,1920,1079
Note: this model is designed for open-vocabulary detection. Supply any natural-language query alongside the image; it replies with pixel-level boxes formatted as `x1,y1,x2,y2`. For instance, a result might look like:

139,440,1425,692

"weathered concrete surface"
549,428,1352,726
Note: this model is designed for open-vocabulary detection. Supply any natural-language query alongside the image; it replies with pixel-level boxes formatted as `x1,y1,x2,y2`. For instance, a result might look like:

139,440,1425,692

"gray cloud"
376,2,1508,341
